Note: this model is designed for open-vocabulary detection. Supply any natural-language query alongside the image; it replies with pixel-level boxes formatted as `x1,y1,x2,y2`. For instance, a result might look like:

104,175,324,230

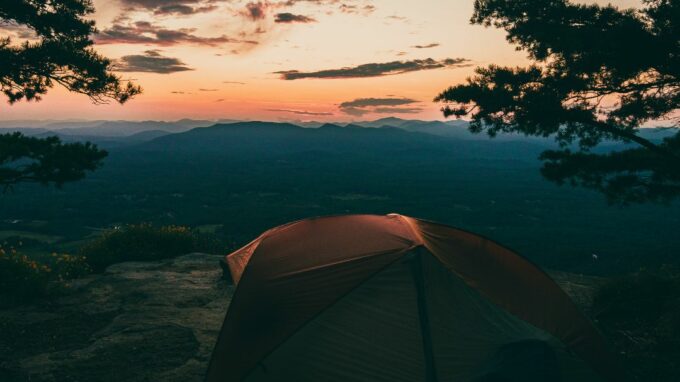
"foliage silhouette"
0,0,140,104
0,1,139,188
0,132,107,190
436,0,680,203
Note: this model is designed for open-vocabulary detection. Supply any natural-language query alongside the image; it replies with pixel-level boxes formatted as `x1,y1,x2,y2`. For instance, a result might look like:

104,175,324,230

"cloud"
96,21,256,46
109,0,374,49
279,0,343,6
120,0,198,7
115,50,194,73
363,5,376,13
276,1,375,17
199,88,219,91
0,22,37,39
339,4,375,15
339,97,419,108
242,2,269,20
339,97,422,116
372,107,422,114
118,0,222,16
276,58,472,80
274,13,316,23
413,43,439,49
266,108,334,116
155,4,218,15
223,81,247,85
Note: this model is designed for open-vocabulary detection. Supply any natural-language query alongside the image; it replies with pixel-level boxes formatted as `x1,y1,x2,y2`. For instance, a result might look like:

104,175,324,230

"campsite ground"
2,253,676,381
0,254,232,382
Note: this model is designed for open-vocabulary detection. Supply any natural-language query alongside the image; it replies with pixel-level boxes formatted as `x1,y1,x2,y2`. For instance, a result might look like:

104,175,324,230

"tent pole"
411,252,438,382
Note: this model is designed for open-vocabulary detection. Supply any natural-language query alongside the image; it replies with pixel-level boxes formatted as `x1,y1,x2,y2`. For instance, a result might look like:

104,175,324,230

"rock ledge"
0,253,232,382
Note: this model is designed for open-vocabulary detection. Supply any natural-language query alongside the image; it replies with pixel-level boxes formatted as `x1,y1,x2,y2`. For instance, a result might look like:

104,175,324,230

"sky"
0,0,642,122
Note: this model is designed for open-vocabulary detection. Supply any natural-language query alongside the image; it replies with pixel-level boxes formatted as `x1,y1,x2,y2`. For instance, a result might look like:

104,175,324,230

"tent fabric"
416,247,599,381
206,214,623,382
244,252,427,382
237,251,597,382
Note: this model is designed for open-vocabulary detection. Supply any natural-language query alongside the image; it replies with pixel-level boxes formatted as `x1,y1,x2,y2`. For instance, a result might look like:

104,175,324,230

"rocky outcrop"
0,253,233,382
0,254,603,382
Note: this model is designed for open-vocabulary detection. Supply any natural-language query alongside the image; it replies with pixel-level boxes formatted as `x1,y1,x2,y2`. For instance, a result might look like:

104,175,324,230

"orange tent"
207,214,623,382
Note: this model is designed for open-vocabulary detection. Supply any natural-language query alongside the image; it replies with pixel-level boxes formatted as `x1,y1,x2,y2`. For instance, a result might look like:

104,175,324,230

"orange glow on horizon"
0,0,642,122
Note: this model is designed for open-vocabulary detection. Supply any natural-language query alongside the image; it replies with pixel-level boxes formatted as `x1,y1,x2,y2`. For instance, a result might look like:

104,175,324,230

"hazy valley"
2,119,678,274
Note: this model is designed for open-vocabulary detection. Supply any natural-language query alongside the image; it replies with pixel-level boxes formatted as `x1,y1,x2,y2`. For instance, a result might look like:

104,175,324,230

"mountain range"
2,118,677,149
3,118,679,275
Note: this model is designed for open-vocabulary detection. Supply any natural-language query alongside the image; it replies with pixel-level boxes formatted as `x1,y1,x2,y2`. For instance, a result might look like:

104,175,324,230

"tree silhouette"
1,0,139,188
1,0,140,104
436,0,679,203
0,133,107,191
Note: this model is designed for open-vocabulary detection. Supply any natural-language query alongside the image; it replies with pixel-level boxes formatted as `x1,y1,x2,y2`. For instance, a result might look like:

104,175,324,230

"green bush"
79,224,222,272
50,252,92,280
0,246,90,306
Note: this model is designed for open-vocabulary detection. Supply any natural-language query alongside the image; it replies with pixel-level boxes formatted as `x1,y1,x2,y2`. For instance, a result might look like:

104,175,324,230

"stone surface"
0,253,233,382
0,254,602,382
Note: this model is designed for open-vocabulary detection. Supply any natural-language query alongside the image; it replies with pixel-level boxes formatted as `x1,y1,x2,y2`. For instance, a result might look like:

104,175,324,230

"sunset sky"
0,0,641,122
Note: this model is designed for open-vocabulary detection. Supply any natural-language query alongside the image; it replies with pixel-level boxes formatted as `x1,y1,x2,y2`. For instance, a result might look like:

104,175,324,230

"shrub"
51,253,92,280
0,246,90,306
0,247,50,305
79,224,222,272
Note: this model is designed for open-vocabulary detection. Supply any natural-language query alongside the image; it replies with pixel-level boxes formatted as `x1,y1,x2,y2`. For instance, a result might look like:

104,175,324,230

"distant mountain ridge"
1,118,677,148
137,121,443,155
4,120,679,276
0,119,236,138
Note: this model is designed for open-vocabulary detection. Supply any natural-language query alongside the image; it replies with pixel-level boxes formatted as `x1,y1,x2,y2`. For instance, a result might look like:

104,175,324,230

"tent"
206,214,622,382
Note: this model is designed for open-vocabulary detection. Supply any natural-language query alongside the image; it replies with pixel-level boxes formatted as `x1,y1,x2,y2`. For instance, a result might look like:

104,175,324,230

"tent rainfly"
206,214,623,382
